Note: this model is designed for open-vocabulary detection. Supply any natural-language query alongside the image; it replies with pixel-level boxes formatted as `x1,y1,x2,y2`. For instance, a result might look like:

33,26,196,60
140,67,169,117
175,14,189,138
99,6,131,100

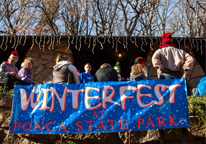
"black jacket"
95,66,118,82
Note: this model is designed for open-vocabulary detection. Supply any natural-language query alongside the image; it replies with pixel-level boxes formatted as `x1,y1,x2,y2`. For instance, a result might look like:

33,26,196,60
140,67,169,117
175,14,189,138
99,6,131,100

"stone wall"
0,94,205,144
26,42,73,84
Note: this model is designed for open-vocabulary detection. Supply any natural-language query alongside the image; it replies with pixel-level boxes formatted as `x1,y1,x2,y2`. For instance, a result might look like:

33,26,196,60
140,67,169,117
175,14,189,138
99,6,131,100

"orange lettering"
158,117,166,127
92,111,98,118
23,122,31,132
13,122,20,131
35,122,43,131
46,122,55,132
76,121,83,132
86,121,95,131
108,120,116,130
146,118,155,128
58,122,67,132
169,116,178,126
120,119,128,130
97,121,106,131
137,119,144,129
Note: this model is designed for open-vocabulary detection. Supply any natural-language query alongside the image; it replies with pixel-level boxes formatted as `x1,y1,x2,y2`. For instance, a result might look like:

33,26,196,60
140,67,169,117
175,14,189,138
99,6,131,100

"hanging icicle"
97,35,105,50
200,39,203,54
23,35,27,46
92,37,97,54
42,35,46,51
58,35,61,45
108,35,111,43
66,35,70,51
88,36,91,48
130,36,134,44
71,36,75,44
48,36,53,50
115,37,118,52
184,37,188,48
149,37,153,50
35,35,38,44
0,35,4,49
14,35,19,51
52,36,55,49
75,35,78,50
189,38,193,54
30,35,35,50
38,36,42,49
126,36,128,50
140,37,145,52
10,35,12,43
134,37,138,49
196,40,199,52
155,36,158,43
3,35,8,51
122,37,126,49
78,36,82,51
19,35,22,45
118,36,121,44
84,35,87,44
144,37,147,45
176,38,182,49
46,35,50,45
11,35,16,49
112,36,115,49
192,39,196,49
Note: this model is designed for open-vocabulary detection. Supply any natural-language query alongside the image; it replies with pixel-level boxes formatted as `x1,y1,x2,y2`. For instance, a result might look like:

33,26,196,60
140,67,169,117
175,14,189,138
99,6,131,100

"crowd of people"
0,33,196,94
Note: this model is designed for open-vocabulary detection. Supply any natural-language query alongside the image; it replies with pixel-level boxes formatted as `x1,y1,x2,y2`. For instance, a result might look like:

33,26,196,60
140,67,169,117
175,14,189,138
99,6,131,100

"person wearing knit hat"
152,33,194,80
132,57,151,80
0,51,30,91
113,61,121,80
130,63,147,81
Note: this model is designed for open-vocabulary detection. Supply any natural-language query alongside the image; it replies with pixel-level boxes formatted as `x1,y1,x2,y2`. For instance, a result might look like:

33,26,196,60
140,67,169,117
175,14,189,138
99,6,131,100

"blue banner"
10,79,190,134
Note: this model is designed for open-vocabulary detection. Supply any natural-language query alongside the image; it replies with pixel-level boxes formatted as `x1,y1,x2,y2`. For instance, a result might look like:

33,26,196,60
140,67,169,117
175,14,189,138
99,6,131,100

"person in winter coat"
52,54,80,84
0,51,28,91
95,63,118,82
18,58,38,85
152,33,194,79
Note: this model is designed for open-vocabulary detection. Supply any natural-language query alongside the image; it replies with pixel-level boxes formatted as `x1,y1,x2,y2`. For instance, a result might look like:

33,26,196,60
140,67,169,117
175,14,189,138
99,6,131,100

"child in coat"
18,58,38,85
0,51,28,91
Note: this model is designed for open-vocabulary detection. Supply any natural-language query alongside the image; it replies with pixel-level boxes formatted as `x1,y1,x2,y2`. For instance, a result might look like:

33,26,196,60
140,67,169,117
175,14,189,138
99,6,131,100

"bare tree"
34,0,62,35
91,0,119,36
185,0,206,38
0,0,36,35
0,0,205,38
118,0,159,36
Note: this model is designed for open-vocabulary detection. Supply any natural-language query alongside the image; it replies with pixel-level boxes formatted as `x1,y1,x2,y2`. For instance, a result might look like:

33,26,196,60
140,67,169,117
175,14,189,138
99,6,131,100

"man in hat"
152,33,194,79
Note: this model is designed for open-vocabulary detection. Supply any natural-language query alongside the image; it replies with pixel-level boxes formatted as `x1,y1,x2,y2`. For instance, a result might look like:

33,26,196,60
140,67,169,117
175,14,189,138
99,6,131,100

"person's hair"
100,63,111,68
131,64,148,77
85,63,91,68
56,54,72,64
23,58,34,70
